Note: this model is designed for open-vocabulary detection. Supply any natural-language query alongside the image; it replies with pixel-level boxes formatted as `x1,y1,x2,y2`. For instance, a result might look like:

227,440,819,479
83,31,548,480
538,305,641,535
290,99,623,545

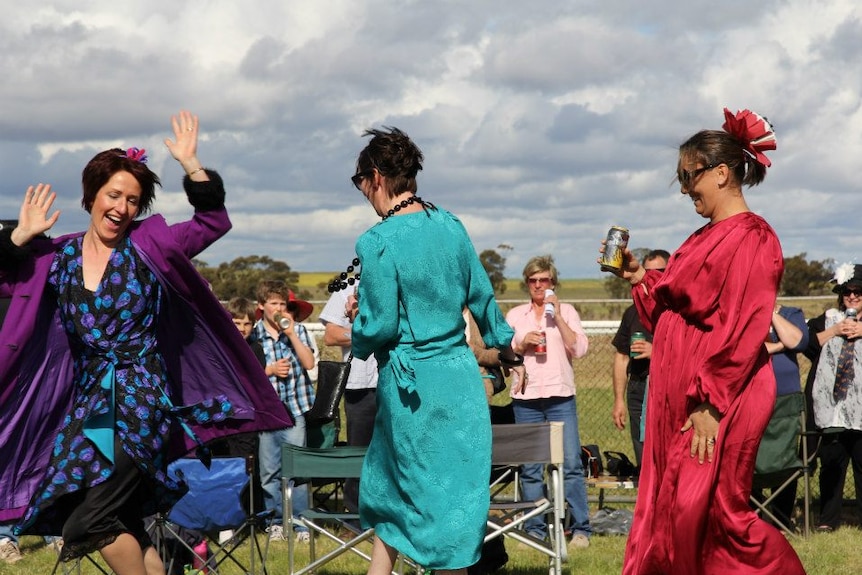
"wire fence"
304,296,851,526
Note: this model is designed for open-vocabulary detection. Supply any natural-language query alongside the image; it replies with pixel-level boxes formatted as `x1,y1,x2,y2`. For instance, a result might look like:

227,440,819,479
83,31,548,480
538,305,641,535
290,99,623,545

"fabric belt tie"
82,349,212,468
388,347,417,393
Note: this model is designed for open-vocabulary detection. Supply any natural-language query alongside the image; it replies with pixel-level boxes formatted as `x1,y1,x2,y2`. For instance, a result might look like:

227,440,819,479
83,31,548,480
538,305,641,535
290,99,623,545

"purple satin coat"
0,207,292,522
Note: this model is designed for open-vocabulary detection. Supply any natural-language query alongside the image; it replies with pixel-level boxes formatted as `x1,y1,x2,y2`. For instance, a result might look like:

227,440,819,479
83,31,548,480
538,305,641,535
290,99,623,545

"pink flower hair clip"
124,147,148,164
721,108,776,168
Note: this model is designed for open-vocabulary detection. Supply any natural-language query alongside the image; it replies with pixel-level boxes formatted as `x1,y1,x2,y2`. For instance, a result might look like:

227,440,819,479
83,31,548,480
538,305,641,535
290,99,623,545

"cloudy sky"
2,0,861,279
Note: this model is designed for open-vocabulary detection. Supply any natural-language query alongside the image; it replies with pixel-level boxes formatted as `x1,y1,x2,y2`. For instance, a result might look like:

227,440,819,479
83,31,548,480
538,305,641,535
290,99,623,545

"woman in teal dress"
344,127,525,574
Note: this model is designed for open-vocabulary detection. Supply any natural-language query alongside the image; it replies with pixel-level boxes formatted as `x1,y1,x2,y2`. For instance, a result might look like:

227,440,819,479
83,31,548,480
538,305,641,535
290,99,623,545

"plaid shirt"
252,320,316,418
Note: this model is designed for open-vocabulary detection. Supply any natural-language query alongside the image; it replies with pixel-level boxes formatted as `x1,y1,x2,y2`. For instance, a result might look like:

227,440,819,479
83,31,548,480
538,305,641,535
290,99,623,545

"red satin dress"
623,212,806,575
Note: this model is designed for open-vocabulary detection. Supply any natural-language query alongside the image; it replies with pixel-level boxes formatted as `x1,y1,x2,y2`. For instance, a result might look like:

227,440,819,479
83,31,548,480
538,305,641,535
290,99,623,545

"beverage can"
534,330,547,355
544,289,555,318
630,331,646,358
599,226,630,272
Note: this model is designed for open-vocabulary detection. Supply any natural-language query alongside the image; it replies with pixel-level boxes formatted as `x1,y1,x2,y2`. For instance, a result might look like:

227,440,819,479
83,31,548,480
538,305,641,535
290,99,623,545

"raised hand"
11,184,60,246
164,110,207,180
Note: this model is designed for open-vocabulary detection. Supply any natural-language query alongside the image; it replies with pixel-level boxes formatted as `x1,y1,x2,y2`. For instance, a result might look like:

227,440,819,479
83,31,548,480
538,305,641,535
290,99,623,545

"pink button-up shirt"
505,302,588,400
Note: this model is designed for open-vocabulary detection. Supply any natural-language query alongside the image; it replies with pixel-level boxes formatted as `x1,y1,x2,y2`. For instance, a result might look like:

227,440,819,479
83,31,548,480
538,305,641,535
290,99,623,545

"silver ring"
707,438,715,445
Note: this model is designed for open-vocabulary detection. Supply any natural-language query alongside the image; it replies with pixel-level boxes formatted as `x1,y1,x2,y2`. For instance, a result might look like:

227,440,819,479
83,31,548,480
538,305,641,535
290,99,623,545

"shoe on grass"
569,533,590,549
267,524,286,541
295,530,310,543
0,539,23,564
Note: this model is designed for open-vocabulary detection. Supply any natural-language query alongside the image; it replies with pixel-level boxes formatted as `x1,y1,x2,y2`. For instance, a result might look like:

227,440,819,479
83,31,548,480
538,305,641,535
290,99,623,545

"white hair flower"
834,262,855,286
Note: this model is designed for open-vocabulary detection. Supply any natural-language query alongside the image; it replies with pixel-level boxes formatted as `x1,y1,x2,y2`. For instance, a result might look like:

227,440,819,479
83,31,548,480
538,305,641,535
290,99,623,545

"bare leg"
99,534,165,575
143,546,166,575
367,537,398,575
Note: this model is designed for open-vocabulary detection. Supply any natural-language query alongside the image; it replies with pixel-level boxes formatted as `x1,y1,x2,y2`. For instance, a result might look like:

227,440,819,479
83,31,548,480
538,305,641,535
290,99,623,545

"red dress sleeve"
636,213,782,415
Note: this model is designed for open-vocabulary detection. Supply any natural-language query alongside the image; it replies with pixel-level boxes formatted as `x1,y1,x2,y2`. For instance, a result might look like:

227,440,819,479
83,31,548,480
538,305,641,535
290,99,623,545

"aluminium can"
599,225,630,272
534,330,547,355
630,331,646,358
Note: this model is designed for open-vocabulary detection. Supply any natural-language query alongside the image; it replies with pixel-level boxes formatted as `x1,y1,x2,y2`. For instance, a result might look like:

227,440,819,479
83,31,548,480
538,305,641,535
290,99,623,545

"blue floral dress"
19,235,233,550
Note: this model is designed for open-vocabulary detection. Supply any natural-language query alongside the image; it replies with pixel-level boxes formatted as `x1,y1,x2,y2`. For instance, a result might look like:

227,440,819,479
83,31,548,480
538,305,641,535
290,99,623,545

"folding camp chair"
51,456,269,575
282,445,383,575
486,422,567,575
750,392,813,537
162,456,274,574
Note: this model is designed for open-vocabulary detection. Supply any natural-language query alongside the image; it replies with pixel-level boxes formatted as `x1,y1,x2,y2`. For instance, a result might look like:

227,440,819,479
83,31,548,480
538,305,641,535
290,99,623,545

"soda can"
534,330,547,355
630,331,646,358
600,225,630,272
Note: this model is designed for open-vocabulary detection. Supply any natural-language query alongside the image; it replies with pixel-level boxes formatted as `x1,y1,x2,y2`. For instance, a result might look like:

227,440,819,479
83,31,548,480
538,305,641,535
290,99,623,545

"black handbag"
603,450,638,477
305,354,352,424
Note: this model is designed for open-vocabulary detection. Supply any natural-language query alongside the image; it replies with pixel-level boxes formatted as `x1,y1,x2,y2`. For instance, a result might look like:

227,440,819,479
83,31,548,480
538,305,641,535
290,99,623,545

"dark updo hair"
355,127,423,198
81,148,161,214
678,130,767,188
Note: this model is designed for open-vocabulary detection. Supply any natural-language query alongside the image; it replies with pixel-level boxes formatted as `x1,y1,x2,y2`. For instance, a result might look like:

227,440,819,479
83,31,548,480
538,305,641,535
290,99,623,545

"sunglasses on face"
677,163,716,187
842,288,862,297
527,277,552,286
351,170,374,191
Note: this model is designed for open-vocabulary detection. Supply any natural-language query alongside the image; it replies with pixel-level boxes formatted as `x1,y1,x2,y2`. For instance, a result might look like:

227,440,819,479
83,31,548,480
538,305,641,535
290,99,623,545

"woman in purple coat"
0,111,290,575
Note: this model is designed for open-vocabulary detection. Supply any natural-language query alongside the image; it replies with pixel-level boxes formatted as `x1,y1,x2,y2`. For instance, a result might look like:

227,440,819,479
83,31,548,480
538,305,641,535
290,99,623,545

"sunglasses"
842,288,862,297
527,277,552,285
351,170,374,191
677,164,716,187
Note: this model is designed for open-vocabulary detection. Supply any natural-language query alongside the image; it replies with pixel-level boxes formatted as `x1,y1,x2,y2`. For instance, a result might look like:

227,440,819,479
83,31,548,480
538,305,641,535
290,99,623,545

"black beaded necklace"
382,195,434,220
327,258,361,293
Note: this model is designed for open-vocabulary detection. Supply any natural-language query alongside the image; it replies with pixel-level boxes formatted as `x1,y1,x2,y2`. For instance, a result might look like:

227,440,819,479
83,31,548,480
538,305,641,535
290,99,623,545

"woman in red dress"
604,109,806,574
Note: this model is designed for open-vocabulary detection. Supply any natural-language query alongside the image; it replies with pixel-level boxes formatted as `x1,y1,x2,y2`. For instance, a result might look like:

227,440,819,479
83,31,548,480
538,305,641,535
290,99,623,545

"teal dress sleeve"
459,221,514,350
351,230,399,361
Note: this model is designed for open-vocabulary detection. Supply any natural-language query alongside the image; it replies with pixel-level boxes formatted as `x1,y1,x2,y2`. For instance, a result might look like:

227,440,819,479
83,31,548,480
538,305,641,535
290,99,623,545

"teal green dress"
352,207,514,570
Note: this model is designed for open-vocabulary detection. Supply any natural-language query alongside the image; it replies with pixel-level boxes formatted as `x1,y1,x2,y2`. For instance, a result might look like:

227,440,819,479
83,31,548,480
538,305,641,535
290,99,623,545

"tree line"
193,251,835,302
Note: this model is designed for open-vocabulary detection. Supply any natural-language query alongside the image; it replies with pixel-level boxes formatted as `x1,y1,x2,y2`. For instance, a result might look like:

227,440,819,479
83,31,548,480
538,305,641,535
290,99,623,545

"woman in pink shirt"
505,255,591,549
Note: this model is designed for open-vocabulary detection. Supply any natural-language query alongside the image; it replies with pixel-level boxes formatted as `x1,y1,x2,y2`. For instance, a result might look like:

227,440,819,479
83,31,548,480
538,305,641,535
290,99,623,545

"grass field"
3,526,860,574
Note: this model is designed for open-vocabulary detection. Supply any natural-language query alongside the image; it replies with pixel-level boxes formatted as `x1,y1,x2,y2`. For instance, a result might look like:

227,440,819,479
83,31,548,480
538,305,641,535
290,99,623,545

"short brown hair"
256,280,289,305
522,255,558,285
355,127,424,198
81,148,160,214
225,297,256,321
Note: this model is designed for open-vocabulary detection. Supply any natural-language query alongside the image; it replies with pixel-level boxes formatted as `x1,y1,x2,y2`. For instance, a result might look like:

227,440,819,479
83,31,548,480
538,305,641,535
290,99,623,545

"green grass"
4,527,860,574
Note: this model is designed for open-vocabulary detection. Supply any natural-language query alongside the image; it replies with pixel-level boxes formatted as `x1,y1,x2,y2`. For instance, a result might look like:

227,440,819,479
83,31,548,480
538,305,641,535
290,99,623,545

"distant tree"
602,247,651,299
781,253,834,296
195,255,300,300
479,249,508,295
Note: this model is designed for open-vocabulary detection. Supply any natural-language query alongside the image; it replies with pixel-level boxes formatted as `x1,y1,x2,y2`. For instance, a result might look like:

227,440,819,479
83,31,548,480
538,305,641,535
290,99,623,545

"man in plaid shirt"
252,280,316,542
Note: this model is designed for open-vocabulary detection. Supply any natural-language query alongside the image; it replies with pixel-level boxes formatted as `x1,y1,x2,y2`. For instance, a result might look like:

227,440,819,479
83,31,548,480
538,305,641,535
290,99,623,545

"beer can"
630,331,646,358
534,330,547,355
599,225,630,272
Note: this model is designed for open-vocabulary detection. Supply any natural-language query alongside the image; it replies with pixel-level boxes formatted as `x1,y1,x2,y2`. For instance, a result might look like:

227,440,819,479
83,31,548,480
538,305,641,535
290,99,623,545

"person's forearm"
613,353,629,402
771,308,803,349
323,322,352,347
817,325,839,347
290,336,316,370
